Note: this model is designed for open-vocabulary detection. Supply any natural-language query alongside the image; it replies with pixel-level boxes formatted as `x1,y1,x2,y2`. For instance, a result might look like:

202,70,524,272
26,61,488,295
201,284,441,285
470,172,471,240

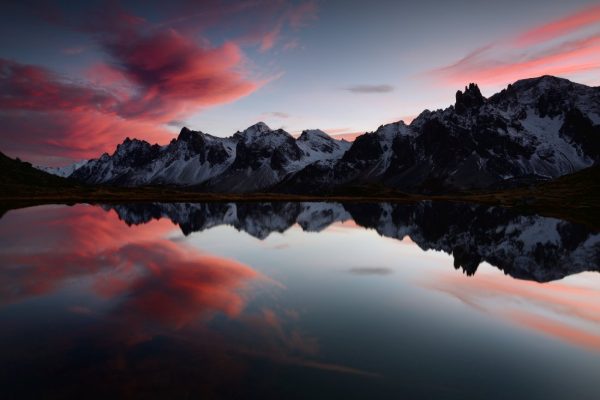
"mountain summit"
60,76,599,193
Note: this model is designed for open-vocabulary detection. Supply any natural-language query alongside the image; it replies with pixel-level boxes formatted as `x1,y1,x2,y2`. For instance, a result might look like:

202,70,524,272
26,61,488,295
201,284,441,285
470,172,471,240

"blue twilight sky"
1,0,599,165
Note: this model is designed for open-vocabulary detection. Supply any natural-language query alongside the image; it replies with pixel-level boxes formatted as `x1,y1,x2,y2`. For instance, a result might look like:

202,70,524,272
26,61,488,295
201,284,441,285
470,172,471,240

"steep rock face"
296,129,351,163
455,83,485,114
106,201,600,282
204,123,350,192
278,121,413,193
206,123,303,192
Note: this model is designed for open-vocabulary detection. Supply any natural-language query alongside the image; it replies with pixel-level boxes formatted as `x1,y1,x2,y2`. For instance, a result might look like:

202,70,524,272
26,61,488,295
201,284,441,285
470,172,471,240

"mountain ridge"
35,75,600,193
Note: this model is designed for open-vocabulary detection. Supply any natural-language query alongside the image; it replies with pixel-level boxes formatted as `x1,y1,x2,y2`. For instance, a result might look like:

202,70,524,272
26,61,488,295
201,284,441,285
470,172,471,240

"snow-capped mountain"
281,76,600,192
105,201,600,282
36,160,88,178
71,122,350,190
71,128,237,186
203,123,351,192
64,76,599,192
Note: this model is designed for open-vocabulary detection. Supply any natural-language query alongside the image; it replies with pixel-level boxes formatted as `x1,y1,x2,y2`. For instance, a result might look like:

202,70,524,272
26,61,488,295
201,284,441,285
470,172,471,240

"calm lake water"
0,202,599,399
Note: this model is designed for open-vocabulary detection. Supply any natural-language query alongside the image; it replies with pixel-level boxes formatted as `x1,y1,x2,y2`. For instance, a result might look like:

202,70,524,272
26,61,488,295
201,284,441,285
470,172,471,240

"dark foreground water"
0,202,599,399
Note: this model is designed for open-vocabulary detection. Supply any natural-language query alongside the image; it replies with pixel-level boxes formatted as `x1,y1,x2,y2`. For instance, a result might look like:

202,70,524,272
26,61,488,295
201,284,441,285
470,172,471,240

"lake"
0,202,599,399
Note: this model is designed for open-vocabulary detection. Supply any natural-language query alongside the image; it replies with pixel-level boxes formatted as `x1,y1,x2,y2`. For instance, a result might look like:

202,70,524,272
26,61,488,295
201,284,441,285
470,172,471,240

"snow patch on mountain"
36,160,88,177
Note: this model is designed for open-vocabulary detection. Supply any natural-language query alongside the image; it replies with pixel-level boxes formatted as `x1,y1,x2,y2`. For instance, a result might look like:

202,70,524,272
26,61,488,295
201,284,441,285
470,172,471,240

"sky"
1,0,600,166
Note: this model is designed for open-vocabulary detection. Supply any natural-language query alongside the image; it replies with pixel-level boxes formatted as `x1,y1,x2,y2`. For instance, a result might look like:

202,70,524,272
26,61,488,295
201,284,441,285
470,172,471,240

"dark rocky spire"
455,83,485,114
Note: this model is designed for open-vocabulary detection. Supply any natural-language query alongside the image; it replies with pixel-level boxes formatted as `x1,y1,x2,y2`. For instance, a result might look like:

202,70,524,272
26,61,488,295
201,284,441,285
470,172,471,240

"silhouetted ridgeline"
61,76,599,193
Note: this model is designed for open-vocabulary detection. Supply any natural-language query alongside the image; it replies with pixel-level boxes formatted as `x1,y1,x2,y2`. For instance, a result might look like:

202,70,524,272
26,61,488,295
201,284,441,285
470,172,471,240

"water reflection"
0,202,599,399
0,205,258,317
106,201,600,282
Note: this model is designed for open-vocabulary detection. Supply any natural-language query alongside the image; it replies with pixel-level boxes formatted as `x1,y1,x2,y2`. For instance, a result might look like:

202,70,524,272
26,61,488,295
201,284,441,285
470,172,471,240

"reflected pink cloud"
110,241,257,330
0,205,324,367
509,311,600,352
0,204,379,386
0,205,259,329
426,271,600,352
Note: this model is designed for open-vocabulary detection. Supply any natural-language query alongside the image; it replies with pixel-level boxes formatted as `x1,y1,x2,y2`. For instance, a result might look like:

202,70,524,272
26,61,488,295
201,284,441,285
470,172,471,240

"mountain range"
106,201,600,282
40,75,599,193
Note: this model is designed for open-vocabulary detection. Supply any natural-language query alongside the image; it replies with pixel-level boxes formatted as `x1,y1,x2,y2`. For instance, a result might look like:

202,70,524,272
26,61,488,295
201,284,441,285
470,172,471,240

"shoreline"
1,187,597,230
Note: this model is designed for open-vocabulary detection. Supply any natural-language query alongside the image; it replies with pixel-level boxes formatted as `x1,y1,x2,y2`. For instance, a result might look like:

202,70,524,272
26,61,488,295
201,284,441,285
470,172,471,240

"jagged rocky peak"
409,109,433,129
235,122,295,148
297,129,333,141
248,121,270,132
239,121,272,137
172,126,212,155
340,121,407,163
374,121,411,138
492,75,583,106
455,83,485,113
512,75,576,91
177,126,206,142
296,129,351,158
120,136,147,146
114,137,153,155
492,75,600,120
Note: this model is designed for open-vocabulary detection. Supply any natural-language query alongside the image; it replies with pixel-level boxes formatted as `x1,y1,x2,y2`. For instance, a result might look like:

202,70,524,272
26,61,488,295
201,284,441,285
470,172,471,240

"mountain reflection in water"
0,202,599,399
106,201,600,282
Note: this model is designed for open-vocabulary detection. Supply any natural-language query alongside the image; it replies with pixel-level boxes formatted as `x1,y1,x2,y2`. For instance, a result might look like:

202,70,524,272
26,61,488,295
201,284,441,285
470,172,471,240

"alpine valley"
40,75,599,193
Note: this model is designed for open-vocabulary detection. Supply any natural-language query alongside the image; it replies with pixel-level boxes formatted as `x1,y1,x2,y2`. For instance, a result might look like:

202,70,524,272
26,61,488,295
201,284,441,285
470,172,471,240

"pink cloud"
1,2,319,165
287,1,318,29
102,29,259,121
514,4,600,47
260,28,281,52
0,19,260,164
0,110,173,164
0,59,118,113
243,1,318,53
435,34,600,86
429,4,600,87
